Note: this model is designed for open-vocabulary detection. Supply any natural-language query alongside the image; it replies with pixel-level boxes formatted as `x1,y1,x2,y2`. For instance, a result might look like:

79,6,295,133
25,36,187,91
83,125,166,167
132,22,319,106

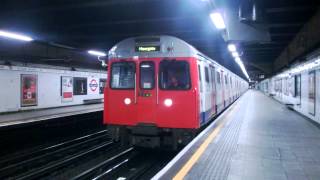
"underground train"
0,61,106,113
258,50,320,125
104,35,248,149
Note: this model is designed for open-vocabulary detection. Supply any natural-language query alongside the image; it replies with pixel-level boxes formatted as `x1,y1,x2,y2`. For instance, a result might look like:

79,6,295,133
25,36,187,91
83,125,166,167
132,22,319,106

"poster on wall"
308,71,316,115
61,76,73,102
21,74,38,107
288,77,295,97
99,79,107,94
73,77,87,95
88,77,99,95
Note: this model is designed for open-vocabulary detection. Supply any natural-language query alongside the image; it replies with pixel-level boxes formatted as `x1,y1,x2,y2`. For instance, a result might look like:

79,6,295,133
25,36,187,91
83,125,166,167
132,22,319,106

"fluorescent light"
233,56,250,80
88,50,106,57
210,12,226,29
228,44,236,52
232,52,239,57
0,30,33,41
235,57,241,64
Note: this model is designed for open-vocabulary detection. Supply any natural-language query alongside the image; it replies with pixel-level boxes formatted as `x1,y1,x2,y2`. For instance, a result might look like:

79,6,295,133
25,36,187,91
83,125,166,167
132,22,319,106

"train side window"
225,75,228,84
205,67,209,83
210,67,216,92
73,77,87,95
216,72,220,84
110,62,135,89
205,67,211,92
198,65,203,92
140,61,155,89
159,60,191,90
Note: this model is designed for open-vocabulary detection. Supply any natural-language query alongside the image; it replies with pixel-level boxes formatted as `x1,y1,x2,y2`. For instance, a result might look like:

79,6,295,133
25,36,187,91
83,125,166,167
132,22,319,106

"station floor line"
0,103,103,128
154,90,320,180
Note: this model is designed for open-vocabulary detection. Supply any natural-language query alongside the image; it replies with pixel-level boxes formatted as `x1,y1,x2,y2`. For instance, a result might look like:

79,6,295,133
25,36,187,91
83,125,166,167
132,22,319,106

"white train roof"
108,35,201,59
108,35,247,82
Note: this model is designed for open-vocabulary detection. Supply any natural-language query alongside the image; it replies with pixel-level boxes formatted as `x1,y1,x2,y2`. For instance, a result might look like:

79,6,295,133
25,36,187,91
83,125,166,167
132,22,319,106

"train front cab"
104,57,200,149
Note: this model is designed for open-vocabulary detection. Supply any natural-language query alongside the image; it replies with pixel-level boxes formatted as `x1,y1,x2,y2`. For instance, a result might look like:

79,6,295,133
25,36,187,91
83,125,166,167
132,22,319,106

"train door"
197,62,205,124
136,60,157,124
308,71,316,116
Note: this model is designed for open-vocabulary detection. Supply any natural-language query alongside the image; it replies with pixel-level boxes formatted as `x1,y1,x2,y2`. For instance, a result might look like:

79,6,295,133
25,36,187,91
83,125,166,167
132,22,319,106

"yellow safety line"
173,104,238,180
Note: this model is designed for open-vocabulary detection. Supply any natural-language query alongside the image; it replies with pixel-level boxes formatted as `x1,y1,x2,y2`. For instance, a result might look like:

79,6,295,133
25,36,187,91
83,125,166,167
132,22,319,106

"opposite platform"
153,90,320,180
0,103,103,128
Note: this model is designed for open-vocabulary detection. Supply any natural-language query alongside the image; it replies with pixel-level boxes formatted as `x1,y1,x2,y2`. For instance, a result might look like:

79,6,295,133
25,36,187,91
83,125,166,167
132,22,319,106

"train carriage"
104,35,248,149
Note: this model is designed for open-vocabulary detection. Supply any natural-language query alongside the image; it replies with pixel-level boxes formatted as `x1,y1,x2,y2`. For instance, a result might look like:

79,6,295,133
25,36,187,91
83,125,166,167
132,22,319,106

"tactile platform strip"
185,94,252,180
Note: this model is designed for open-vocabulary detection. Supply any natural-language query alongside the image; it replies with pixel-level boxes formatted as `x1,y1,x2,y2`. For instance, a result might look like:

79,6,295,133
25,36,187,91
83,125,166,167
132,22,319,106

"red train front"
104,36,200,149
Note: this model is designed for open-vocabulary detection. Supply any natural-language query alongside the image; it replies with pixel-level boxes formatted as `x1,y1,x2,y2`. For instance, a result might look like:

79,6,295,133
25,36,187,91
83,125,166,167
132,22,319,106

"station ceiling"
0,0,319,79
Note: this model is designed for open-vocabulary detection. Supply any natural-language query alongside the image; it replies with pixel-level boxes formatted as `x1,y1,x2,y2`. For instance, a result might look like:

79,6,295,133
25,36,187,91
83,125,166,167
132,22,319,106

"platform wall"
258,53,320,124
0,65,107,113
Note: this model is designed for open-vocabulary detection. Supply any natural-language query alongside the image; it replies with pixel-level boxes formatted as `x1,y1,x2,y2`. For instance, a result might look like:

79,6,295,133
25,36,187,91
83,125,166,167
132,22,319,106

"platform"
153,90,320,180
0,103,103,127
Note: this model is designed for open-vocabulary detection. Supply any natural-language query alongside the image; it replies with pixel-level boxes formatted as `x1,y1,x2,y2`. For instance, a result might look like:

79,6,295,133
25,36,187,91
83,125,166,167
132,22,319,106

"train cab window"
110,62,135,89
159,60,191,90
140,62,155,89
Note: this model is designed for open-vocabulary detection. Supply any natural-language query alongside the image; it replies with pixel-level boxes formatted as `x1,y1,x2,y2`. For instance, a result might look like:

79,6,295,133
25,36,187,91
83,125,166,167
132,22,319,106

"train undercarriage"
107,123,197,150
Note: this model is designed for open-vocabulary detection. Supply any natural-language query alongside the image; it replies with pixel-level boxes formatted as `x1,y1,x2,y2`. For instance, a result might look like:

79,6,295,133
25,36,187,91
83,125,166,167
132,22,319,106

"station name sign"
135,45,160,52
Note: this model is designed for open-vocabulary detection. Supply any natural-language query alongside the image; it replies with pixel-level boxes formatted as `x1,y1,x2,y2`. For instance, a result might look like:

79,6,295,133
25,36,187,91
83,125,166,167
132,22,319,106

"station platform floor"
0,103,103,128
153,90,320,180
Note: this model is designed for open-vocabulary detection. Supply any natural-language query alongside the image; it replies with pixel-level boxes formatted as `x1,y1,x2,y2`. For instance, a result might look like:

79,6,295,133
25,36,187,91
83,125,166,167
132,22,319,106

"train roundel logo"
89,79,98,92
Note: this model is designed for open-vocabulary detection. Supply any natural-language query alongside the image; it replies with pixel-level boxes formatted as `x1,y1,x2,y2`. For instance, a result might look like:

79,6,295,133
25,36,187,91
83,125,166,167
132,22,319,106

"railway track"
0,128,177,180
0,129,114,179
70,148,176,180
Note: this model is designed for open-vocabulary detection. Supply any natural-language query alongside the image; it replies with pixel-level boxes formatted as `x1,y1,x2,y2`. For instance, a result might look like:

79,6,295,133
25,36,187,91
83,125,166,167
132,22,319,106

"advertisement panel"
88,77,99,95
21,74,37,106
308,71,316,115
73,77,87,95
99,79,107,94
61,76,73,102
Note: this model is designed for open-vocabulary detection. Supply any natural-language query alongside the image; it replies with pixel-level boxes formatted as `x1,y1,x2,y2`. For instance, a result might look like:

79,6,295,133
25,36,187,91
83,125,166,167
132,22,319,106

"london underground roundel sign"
89,79,98,92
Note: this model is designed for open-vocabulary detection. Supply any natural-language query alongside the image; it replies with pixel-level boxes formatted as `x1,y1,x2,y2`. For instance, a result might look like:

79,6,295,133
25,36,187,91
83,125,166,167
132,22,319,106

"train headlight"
124,98,131,105
164,99,173,107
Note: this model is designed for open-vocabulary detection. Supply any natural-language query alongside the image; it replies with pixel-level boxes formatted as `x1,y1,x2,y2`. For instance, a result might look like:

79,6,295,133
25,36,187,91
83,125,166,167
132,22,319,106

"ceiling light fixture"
232,52,239,57
210,12,226,29
228,44,236,52
0,30,33,42
88,50,106,57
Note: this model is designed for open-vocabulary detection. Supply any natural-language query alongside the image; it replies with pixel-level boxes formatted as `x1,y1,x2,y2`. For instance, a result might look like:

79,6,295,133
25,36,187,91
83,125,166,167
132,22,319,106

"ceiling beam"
268,23,304,28
274,9,320,71
66,16,201,30
12,0,162,13
266,6,315,13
